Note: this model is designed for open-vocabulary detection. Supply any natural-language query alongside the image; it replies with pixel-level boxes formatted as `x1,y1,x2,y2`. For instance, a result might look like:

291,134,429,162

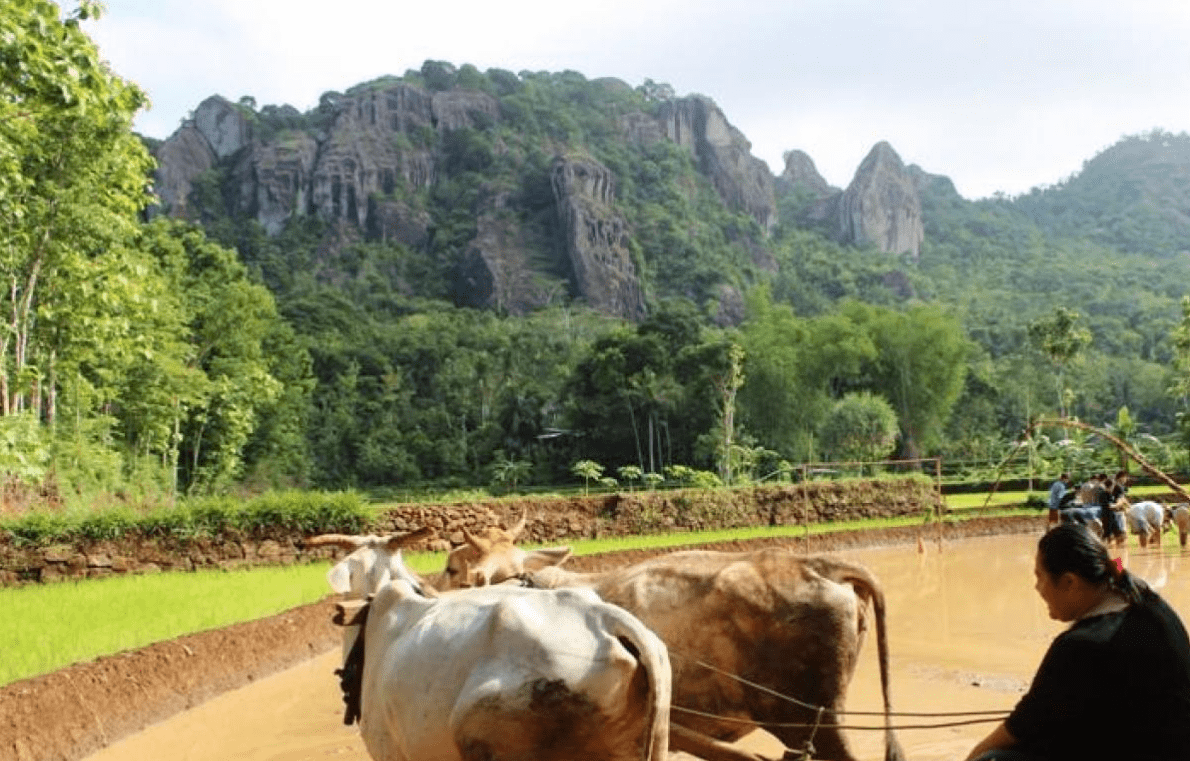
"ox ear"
522,546,571,571
327,559,353,595
384,526,434,550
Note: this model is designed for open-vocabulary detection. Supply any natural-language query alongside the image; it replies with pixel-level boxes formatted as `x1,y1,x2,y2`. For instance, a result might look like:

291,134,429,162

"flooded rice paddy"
84,532,1190,761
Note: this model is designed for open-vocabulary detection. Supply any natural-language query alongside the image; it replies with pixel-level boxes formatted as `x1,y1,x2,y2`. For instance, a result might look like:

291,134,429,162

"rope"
670,704,1007,731
681,653,1009,720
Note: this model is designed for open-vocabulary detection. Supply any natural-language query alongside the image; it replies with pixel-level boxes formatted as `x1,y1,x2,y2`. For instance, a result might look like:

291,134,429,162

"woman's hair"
1038,523,1144,604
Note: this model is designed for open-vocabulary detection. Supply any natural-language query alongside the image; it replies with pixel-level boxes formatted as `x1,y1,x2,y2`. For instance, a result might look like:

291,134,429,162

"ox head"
305,527,435,598
441,510,571,589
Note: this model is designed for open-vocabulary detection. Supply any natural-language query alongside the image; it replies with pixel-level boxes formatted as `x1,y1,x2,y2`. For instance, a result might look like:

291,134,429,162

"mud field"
13,514,1184,761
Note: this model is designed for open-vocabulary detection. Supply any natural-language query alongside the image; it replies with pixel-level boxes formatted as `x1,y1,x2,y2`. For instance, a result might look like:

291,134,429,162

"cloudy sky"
86,0,1190,200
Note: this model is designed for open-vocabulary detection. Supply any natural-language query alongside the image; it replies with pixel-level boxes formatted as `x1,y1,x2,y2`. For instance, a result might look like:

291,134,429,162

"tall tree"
0,0,153,422
846,302,970,458
1028,307,1092,420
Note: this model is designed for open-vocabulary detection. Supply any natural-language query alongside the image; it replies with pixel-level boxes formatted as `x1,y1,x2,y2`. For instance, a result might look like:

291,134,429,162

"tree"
136,221,293,493
818,392,899,468
1027,307,1092,419
711,344,746,485
491,455,532,494
617,464,643,492
571,459,604,496
0,0,153,424
849,303,970,458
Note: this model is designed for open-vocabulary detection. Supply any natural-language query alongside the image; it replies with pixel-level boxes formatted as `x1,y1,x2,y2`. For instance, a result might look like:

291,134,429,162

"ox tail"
604,608,672,761
828,561,906,761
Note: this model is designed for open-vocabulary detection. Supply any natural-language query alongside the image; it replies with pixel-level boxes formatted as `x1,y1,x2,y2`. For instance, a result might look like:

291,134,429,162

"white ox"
338,555,672,761
304,527,436,599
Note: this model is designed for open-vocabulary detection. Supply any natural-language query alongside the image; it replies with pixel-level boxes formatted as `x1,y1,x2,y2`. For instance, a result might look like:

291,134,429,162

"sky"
85,0,1190,200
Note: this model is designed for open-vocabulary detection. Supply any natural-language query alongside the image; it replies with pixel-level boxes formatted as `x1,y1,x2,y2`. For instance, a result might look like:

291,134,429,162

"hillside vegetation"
4,6,1190,511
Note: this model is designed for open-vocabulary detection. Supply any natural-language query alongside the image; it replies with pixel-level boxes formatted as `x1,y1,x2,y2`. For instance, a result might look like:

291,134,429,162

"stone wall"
0,479,945,585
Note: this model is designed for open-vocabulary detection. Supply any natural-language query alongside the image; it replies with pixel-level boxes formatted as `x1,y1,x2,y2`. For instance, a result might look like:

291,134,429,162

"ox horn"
507,508,528,540
303,534,367,550
383,526,434,550
463,528,491,551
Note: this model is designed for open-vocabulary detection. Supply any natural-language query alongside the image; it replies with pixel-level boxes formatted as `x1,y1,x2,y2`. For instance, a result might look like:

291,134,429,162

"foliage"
0,491,370,547
570,459,604,496
818,392,900,465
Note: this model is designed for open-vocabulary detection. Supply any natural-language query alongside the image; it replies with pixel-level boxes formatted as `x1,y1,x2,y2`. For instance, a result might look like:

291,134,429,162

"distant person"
1107,470,1131,541
1174,504,1190,549
963,523,1190,761
1075,473,1102,508
1127,500,1164,549
1096,478,1126,548
1046,473,1072,528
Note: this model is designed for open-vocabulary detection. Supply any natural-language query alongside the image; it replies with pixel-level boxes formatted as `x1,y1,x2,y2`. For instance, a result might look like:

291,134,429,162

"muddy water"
84,533,1190,761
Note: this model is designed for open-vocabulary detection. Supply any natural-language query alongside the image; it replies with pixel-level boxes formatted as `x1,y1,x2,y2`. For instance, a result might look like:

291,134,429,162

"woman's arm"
964,721,1017,761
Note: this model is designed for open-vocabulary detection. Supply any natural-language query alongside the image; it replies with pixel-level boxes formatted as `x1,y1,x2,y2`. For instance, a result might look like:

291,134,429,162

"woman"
964,523,1190,761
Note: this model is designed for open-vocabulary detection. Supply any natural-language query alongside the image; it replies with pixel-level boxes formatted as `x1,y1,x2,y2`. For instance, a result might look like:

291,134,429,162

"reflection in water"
84,533,1190,761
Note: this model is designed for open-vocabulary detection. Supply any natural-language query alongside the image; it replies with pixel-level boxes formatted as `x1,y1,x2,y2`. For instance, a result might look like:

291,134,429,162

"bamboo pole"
1031,417,1190,502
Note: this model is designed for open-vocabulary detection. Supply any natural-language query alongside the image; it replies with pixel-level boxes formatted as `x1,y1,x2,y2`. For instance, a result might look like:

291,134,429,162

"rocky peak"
780,149,835,198
150,95,252,218
656,96,776,231
192,95,252,159
836,141,924,259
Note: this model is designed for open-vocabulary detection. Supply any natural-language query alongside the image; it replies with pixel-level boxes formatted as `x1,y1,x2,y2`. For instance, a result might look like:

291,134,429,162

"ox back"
548,548,905,761
352,581,671,761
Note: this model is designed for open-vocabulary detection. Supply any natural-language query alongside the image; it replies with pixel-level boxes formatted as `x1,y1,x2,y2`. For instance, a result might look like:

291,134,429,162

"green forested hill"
5,12,1190,507
140,68,1190,490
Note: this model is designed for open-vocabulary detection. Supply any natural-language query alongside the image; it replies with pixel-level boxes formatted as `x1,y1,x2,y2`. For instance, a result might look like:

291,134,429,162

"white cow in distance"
339,553,672,761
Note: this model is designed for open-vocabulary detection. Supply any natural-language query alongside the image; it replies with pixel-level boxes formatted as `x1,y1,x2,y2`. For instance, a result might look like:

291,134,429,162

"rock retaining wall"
0,478,945,585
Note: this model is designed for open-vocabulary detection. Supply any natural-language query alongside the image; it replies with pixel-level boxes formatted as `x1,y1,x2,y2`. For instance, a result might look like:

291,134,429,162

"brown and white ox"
335,552,671,761
307,520,902,761
445,542,904,761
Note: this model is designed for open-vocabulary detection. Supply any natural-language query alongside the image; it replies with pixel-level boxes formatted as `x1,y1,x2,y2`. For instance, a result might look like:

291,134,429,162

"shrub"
0,491,371,547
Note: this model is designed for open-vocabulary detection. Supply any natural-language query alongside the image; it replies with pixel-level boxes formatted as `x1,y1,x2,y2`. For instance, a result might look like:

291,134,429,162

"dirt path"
0,516,1044,761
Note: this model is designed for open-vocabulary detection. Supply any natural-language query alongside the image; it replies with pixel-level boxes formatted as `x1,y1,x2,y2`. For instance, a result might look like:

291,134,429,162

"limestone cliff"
152,68,926,320
657,96,776,231
152,95,252,218
835,142,924,259
550,156,645,320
